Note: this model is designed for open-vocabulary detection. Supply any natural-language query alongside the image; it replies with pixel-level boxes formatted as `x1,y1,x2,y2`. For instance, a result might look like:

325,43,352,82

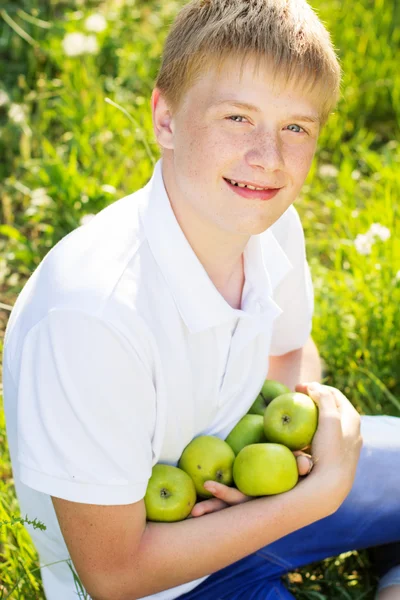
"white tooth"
228,178,268,190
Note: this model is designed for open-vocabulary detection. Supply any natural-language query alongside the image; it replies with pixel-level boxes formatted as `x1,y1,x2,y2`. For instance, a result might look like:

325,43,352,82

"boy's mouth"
223,177,282,201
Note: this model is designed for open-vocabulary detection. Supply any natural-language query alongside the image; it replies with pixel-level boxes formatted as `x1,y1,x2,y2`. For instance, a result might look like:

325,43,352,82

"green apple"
178,435,235,498
144,464,197,522
233,443,298,495
248,380,291,416
225,414,267,455
263,392,318,451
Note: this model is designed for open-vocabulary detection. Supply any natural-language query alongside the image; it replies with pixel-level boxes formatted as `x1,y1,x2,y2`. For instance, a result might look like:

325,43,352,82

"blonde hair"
155,0,342,126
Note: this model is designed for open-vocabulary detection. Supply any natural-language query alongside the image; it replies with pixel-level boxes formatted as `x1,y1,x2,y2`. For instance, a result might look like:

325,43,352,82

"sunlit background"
0,0,399,597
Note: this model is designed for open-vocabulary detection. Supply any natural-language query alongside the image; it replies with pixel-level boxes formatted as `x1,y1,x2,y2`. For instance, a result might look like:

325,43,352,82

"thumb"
204,481,250,503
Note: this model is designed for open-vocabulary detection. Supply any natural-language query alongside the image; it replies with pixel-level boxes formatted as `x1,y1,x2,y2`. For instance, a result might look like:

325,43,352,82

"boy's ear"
151,88,175,150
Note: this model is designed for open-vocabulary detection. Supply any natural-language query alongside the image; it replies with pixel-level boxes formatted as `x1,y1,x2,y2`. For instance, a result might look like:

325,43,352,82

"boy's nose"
246,135,285,172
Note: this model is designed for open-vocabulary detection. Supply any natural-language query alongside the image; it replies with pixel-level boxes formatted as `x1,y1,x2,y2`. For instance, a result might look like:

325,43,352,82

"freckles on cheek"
293,147,315,176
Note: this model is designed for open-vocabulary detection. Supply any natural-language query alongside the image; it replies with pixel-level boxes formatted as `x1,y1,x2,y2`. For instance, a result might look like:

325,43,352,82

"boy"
2,1,400,599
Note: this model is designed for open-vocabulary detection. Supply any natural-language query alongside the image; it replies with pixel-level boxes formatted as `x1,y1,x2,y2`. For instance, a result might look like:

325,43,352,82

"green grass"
0,0,399,597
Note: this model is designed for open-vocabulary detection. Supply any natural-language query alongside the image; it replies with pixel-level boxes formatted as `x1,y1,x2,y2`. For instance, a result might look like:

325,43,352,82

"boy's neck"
216,254,245,310
190,244,245,309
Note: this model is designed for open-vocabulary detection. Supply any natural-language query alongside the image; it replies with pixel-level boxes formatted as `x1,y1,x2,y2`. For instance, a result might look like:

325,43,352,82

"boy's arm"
267,335,322,390
52,382,362,600
52,465,335,600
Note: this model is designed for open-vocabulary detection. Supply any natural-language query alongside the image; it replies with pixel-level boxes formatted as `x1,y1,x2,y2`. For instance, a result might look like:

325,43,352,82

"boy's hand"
190,450,313,517
295,381,363,508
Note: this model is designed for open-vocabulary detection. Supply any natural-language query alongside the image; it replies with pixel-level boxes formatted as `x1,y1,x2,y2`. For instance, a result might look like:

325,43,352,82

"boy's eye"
286,124,304,133
226,117,307,134
227,115,248,123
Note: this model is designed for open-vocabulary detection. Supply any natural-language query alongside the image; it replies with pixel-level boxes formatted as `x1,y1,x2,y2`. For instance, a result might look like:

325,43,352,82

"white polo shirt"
2,158,314,600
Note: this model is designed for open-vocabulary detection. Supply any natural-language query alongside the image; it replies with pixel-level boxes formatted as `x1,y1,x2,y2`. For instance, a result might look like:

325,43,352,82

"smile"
223,178,282,201
223,177,279,191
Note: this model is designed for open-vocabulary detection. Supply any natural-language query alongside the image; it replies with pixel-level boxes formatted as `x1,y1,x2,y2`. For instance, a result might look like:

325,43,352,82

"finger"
301,383,354,417
298,383,355,431
295,382,311,394
306,382,340,415
324,386,361,436
295,454,314,476
296,382,325,396
300,385,342,460
191,498,228,517
325,386,358,415
296,382,335,409
203,481,251,504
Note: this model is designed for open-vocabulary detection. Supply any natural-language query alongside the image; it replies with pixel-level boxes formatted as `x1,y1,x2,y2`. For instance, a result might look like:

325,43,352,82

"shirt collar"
138,159,293,333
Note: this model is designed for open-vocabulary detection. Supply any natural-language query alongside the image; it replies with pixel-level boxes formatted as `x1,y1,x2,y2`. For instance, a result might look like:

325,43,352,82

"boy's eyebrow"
209,99,320,124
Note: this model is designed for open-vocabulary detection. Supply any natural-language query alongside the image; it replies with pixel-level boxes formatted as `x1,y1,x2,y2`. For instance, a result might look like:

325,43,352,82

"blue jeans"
178,416,400,599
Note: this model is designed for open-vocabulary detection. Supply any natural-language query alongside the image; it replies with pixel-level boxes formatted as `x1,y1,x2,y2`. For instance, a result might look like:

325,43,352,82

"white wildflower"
354,233,372,256
351,210,359,218
62,32,99,57
25,189,53,217
84,14,107,32
0,90,10,107
318,164,338,178
368,223,390,242
8,103,26,124
395,271,400,282
80,214,96,226
101,184,116,194
62,32,86,56
351,170,361,180
84,35,99,54
8,273,19,287
31,188,53,207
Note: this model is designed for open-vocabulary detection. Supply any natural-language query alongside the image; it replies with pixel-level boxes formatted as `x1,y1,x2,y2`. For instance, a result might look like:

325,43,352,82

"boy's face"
153,55,322,238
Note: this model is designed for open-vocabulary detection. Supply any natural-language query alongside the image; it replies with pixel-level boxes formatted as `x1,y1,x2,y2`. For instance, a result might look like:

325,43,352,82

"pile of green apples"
144,380,318,522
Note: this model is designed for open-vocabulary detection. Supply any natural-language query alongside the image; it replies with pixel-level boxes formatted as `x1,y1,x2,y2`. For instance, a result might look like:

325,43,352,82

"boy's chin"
226,219,279,237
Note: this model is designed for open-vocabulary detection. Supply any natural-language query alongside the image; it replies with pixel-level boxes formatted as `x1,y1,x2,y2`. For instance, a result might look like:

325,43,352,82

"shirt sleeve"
268,206,315,356
17,308,156,505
